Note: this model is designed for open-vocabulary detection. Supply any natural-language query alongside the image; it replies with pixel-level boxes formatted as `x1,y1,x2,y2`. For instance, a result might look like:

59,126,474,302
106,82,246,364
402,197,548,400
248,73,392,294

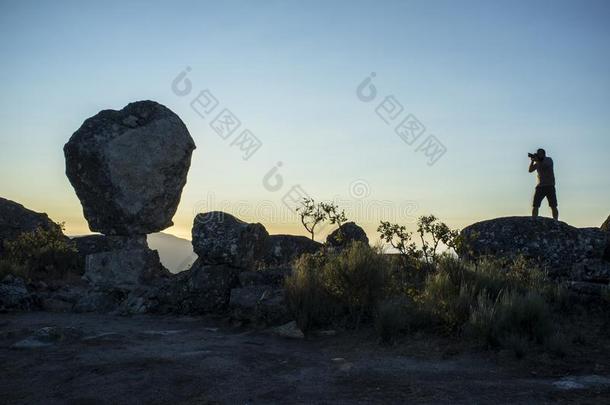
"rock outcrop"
64,100,195,235
601,215,610,232
192,212,269,269
459,216,609,278
326,222,369,250
264,234,322,266
0,197,65,253
156,260,239,314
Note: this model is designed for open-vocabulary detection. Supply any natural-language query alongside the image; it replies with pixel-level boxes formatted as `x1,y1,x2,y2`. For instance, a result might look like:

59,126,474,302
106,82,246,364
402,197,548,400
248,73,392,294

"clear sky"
1,0,609,241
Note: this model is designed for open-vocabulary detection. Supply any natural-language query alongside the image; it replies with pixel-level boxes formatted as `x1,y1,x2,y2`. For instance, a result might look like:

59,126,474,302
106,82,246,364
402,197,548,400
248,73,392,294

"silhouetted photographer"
528,148,558,220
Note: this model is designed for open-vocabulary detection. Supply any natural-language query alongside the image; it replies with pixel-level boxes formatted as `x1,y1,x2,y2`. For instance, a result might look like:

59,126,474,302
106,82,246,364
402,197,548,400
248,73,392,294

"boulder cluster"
1,99,608,325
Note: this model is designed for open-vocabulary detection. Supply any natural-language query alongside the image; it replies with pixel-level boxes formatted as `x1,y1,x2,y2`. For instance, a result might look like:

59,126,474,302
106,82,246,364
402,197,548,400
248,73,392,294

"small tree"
320,201,347,230
296,198,327,241
416,215,459,265
377,221,420,268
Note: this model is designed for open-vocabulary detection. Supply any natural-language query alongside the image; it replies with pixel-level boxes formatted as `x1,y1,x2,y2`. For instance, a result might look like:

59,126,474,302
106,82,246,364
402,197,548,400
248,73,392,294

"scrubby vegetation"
0,223,80,282
285,213,589,359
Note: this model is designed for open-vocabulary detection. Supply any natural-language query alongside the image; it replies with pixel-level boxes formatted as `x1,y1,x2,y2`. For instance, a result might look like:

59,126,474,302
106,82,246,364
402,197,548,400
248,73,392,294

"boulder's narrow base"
83,247,169,290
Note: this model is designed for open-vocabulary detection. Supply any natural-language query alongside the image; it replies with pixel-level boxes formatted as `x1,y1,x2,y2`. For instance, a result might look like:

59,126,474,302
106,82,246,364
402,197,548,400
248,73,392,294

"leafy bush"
416,215,459,265
377,221,421,268
2,223,79,281
286,242,392,331
378,215,459,269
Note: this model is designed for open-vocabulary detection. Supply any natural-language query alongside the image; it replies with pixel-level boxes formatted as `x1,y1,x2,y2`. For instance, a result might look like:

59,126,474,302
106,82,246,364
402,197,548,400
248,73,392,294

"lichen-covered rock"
74,290,124,313
64,100,196,235
192,211,268,269
570,259,610,283
0,275,36,311
157,259,239,314
229,285,290,326
264,234,322,266
459,216,609,275
326,222,369,249
0,197,65,254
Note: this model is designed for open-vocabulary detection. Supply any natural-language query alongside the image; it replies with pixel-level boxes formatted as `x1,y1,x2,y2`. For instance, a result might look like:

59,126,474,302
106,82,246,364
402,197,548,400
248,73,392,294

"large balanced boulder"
0,197,64,254
264,234,322,266
326,222,369,249
459,216,609,276
63,100,195,235
192,211,268,269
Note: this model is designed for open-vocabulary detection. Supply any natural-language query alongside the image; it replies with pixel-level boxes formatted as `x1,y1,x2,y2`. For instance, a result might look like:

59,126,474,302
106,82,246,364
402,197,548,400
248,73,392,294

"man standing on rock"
528,148,558,220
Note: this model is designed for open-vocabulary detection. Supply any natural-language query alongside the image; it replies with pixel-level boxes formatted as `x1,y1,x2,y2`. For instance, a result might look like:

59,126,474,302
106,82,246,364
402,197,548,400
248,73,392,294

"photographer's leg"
548,187,558,220
532,188,542,217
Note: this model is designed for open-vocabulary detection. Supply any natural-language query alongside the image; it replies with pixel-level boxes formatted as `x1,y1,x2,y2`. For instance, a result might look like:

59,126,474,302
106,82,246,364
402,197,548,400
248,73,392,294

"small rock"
272,321,304,339
12,326,83,349
552,375,610,390
326,222,369,250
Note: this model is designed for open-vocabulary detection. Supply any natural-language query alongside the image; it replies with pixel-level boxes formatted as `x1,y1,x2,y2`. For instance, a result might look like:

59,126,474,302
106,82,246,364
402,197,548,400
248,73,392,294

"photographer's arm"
528,159,537,173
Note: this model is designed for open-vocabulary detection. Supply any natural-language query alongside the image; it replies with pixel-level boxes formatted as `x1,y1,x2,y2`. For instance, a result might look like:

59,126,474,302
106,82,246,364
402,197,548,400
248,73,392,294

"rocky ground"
1,312,609,404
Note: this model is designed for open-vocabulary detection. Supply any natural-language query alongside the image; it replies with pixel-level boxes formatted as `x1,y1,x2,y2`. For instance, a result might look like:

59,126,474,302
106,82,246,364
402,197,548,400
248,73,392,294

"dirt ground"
0,312,609,404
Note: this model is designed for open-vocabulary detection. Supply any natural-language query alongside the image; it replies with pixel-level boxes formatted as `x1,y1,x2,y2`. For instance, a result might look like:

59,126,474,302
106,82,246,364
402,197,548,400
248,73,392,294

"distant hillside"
147,232,197,273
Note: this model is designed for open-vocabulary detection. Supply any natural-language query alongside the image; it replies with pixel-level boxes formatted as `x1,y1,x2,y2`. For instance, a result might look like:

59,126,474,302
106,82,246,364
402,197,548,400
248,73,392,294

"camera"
528,152,539,160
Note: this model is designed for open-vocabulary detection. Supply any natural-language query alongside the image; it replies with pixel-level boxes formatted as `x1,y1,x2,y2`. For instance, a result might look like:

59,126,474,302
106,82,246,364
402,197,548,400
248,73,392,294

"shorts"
533,186,557,208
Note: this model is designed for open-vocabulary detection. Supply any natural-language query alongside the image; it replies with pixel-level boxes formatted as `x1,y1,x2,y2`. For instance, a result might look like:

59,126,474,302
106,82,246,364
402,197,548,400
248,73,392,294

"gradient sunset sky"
1,0,608,241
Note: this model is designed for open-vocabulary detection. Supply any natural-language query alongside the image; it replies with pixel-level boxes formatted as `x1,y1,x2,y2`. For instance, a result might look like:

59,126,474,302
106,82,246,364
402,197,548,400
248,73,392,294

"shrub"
285,252,338,331
2,223,79,281
286,242,393,331
467,290,553,350
544,331,569,358
0,259,28,280
323,242,390,325
375,296,434,343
